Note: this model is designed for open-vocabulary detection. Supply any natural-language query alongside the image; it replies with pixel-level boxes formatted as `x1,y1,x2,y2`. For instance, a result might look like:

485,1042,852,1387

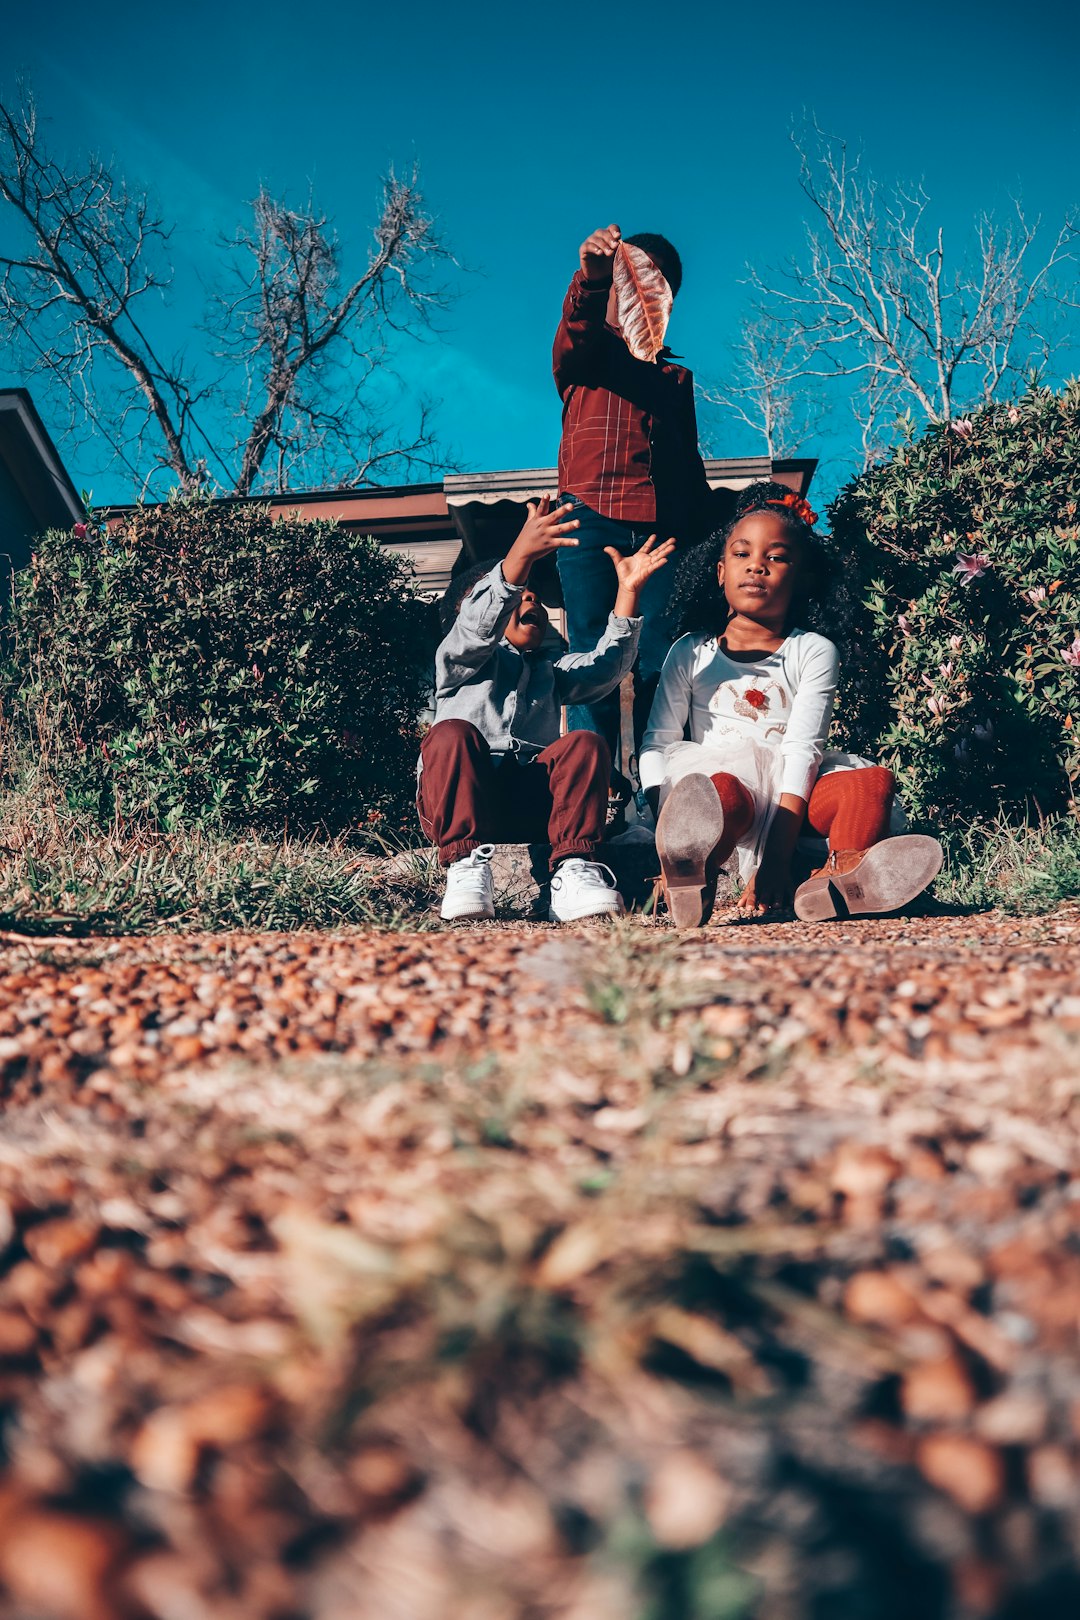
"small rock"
24,1219,100,1271
0,1309,37,1357
1027,1444,1076,1508
975,1391,1048,1445
644,1450,733,1548
916,1434,1004,1515
0,1501,130,1620
844,1270,918,1327
967,1141,1022,1179
831,1145,900,1199
131,1384,274,1493
349,1445,421,1505
902,1353,977,1422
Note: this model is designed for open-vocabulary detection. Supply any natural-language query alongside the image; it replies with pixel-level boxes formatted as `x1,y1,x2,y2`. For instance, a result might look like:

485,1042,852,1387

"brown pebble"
0,1309,37,1357
131,1383,275,1494
1027,1445,1076,1508
902,1353,977,1422
24,1219,100,1271
845,1270,918,1327
975,1392,1047,1446
0,1501,130,1620
644,1451,732,1548
916,1434,1004,1514
349,1444,421,1504
831,1144,900,1199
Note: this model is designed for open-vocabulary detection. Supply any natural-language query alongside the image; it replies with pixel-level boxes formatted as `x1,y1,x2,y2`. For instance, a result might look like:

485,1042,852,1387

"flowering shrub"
825,382,1080,821
2,497,433,833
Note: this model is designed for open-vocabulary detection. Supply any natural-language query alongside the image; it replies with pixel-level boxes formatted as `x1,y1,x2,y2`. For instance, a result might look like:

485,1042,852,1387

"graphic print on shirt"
709,678,790,727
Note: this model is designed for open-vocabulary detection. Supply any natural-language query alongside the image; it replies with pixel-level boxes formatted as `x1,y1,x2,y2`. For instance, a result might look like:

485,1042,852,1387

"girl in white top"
641,482,942,928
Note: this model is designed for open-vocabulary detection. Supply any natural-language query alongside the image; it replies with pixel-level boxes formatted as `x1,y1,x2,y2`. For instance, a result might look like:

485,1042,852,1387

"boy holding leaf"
552,223,718,821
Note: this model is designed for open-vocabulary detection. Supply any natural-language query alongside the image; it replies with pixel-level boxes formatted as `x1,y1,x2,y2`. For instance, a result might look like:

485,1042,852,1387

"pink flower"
953,552,990,585
73,522,87,539
926,694,946,717
897,614,912,637
949,634,963,651
1062,635,1080,669
1026,586,1047,604
951,418,974,438
1007,406,1020,424
939,661,954,679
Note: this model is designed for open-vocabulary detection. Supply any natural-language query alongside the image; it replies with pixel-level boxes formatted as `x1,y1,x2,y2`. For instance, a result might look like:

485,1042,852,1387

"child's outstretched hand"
502,495,580,586
605,535,677,618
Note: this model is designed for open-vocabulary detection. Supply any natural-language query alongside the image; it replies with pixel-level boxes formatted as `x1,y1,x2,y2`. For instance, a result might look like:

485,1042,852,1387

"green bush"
826,381,1080,821
2,497,433,833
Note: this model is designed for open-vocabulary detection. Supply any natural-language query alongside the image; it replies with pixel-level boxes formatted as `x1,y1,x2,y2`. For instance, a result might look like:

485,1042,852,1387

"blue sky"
2,0,1078,507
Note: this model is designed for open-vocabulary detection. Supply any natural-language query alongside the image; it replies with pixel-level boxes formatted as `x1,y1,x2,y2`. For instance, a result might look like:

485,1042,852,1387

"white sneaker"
441,844,496,921
548,858,625,923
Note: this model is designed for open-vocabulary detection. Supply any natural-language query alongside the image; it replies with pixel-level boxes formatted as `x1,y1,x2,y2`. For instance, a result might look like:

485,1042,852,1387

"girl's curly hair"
666,480,837,640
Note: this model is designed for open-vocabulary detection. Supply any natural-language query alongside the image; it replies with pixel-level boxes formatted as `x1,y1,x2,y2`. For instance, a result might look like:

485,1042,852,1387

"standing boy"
553,222,716,813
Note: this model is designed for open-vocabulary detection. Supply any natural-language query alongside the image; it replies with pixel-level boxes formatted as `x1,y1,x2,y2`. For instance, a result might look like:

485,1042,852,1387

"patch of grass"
0,781,429,935
935,811,1080,915
2,759,1078,935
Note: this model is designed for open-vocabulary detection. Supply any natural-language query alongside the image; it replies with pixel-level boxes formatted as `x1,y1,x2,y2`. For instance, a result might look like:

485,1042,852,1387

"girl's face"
718,511,802,626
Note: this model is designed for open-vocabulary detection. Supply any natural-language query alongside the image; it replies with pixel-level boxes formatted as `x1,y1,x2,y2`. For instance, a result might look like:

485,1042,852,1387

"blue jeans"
556,493,677,769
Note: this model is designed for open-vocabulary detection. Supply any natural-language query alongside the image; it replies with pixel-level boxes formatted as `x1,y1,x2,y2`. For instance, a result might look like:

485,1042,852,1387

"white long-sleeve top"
639,628,840,800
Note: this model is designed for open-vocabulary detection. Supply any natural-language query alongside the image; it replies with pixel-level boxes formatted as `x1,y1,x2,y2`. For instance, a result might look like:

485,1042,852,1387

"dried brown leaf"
613,241,672,363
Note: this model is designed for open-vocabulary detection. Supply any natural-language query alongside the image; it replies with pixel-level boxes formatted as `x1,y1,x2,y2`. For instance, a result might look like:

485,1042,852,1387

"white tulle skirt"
655,741,907,883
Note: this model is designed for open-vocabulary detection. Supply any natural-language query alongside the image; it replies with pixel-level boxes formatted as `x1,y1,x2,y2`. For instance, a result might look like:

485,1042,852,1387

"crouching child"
419,495,674,922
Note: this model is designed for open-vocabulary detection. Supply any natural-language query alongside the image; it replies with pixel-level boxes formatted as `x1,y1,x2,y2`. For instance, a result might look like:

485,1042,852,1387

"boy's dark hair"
625,232,683,296
666,480,833,638
438,558,501,633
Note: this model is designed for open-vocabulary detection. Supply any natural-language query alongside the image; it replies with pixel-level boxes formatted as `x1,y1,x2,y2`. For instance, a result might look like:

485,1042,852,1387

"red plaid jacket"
553,271,712,542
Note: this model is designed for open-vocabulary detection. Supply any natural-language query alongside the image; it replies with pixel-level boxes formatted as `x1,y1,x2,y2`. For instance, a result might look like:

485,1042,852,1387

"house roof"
0,388,84,532
102,455,819,600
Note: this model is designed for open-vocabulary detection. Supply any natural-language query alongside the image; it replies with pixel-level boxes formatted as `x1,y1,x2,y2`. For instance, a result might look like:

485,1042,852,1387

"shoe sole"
655,774,726,929
547,898,625,923
441,904,495,921
793,835,944,921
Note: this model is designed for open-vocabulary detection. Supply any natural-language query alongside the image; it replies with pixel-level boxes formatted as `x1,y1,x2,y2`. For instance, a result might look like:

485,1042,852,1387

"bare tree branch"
0,82,455,498
212,173,453,496
699,314,823,458
745,119,1076,452
0,85,203,489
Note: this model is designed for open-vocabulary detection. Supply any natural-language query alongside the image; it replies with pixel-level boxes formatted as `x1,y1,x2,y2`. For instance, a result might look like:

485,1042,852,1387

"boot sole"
655,774,727,929
793,835,944,921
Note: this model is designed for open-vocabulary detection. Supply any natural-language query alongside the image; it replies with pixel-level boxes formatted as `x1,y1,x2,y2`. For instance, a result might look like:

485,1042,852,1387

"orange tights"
708,766,896,864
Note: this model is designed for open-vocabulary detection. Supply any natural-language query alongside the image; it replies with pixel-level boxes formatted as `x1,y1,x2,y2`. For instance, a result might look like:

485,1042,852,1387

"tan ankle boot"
793,836,944,921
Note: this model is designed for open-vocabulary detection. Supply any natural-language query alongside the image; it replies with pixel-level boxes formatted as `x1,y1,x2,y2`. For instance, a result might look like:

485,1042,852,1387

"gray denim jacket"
430,562,641,758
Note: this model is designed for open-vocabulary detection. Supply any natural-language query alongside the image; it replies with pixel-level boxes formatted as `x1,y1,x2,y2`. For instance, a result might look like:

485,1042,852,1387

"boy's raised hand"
605,534,677,618
580,223,621,283
502,495,580,586
605,535,676,592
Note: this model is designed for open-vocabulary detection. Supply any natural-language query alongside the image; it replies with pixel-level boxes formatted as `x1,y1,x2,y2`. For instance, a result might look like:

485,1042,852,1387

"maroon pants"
418,720,610,870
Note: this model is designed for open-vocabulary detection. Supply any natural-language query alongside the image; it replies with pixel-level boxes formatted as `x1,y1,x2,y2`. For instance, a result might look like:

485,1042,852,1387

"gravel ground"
0,908,1077,1619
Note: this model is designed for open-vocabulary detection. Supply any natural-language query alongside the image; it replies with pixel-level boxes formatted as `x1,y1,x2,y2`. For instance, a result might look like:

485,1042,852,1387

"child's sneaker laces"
441,844,496,921
548,857,625,922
